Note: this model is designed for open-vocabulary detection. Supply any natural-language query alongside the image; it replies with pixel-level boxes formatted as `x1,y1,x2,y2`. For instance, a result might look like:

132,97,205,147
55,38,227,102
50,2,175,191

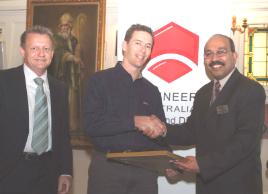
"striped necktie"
31,78,48,155
210,80,221,105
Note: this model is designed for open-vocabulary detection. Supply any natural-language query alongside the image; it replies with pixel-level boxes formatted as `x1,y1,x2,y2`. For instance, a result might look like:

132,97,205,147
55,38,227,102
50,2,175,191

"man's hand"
134,115,166,138
58,175,72,194
170,156,200,173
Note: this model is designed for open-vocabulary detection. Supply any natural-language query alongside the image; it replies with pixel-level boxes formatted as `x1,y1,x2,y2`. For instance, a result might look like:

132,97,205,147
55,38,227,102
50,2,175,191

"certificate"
106,150,187,175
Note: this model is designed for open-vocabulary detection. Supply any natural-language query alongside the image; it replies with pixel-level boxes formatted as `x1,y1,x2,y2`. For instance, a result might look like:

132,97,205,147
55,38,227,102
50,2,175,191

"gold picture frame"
27,0,106,148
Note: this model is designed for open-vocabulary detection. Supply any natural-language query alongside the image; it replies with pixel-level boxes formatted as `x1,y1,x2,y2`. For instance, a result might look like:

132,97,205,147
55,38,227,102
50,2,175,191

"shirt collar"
116,61,143,82
23,64,48,83
214,68,236,90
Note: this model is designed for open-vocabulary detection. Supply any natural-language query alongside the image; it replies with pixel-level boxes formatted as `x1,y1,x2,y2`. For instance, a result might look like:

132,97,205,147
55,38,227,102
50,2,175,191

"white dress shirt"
23,64,52,153
214,67,236,91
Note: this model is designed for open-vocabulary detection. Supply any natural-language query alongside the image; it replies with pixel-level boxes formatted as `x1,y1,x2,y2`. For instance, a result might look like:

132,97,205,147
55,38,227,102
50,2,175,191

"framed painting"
27,0,106,148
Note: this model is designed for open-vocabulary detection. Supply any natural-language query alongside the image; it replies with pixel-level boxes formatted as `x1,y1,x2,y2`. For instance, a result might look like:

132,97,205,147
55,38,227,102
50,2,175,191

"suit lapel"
199,81,214,121
215,69,241,104
206,69,241,117
12,66,29,133
48,76,56,133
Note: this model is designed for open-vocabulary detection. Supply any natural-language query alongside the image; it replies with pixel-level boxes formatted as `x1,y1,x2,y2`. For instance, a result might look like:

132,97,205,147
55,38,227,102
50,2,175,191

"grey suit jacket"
166,69,265,194
0,65,73,181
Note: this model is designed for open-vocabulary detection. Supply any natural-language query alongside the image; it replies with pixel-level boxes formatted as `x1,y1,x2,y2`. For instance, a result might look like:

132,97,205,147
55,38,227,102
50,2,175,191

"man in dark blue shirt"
84,24,168,194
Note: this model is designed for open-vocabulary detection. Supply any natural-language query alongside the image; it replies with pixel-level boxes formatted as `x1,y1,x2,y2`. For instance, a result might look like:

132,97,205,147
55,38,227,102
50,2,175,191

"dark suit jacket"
166,69,265,194
0,65,73,181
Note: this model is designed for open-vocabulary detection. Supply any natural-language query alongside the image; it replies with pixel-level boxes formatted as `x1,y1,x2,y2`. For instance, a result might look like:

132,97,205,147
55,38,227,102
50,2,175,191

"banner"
118,0,233,193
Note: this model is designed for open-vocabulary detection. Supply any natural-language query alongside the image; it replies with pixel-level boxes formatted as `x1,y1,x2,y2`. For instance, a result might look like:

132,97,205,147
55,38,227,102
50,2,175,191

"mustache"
209,60,225,67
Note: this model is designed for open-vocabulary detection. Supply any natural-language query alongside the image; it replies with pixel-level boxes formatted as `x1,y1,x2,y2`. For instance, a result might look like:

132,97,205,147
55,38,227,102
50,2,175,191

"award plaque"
106,150,187,175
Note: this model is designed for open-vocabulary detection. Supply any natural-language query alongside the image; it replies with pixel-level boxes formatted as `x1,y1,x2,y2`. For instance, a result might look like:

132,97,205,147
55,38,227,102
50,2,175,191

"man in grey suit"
0,25,73,194
162,34,266,194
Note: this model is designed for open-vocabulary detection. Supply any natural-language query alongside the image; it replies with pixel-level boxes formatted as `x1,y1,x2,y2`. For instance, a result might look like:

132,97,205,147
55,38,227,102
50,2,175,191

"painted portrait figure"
49,12,84,131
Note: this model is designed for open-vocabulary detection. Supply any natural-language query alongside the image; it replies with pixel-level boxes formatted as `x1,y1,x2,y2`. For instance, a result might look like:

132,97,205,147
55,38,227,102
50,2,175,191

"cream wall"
0,0,26,69
262,137,268,194
0,0,267,194
0,1,117,194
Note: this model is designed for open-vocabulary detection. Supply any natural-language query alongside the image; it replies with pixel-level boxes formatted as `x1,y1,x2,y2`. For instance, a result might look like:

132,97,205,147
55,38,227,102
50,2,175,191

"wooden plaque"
106,150,187,175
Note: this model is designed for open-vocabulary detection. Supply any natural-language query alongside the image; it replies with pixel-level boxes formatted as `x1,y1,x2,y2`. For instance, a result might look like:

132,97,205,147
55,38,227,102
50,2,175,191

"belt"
22,151,52,160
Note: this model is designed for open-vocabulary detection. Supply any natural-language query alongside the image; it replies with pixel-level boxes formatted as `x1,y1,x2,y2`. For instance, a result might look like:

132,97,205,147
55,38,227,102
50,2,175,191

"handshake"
134,115,200,174
134,115,167,138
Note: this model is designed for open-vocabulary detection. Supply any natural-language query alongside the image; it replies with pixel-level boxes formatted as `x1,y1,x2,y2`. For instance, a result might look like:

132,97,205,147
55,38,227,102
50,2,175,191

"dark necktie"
31,78,48,155
210,80,221,105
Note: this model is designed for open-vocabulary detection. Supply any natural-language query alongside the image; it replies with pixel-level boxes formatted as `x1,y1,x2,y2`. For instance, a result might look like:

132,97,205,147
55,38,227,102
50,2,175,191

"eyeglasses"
204,49,230,59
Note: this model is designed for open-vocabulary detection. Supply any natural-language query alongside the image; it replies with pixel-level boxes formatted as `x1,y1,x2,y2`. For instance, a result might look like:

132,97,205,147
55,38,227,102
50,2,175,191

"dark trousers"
87,150,158,194
0,152,57,194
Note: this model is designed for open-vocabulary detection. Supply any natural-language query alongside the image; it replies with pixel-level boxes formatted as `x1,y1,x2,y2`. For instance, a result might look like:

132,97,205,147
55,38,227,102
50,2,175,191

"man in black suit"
163,34,266,194
0,25,73,194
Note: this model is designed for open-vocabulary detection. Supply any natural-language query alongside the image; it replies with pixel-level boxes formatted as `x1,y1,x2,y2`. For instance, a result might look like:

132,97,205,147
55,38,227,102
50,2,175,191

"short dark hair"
207,34,236,52
228,36,236,52
124,24,154,45
20,25,54,48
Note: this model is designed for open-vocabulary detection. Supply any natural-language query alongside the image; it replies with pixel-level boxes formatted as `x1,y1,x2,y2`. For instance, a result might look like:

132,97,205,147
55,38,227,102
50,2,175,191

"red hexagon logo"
148,22,199,83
